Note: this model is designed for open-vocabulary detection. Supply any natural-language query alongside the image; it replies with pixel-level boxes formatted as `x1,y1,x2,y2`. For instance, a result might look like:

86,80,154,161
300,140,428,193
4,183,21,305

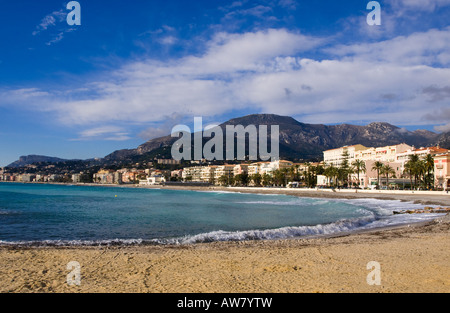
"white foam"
161,215,378,244
0,238,148,247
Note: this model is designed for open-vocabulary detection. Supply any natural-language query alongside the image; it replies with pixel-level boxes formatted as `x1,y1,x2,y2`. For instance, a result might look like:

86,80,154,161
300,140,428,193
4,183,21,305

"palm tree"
424,154,434,189
324,165,333,187
352,159,366,188
329,166,339,187
218,175,228,186
404,161,414,190
417,160,427,189
251,173,262,187
382,164,395,189
372,161,384,188
262,173,272,187
294,164,300,181
408,154,420,188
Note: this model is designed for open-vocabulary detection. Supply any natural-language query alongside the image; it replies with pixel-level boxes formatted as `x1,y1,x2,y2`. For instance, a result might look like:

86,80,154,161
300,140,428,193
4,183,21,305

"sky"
1,0,450,166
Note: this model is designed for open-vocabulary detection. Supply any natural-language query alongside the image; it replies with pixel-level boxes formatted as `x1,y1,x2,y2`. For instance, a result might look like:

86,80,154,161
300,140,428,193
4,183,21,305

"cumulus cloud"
3,26,450,138
434,123,450,133
390,0,450,13
327,27,450,66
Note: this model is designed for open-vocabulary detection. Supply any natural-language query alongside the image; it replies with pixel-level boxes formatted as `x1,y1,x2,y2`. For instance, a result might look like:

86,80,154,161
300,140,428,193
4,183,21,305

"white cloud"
73,126,132,141
434,123,450,133
3,27,450,138
390,0,450,13
32,10,66,35
328,27,450,67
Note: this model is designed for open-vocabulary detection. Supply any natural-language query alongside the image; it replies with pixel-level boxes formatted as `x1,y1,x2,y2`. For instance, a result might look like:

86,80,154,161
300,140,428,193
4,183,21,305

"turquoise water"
0,182,441,246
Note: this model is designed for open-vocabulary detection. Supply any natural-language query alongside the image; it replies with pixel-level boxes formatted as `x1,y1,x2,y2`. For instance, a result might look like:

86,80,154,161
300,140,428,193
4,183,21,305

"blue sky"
1,0,450,166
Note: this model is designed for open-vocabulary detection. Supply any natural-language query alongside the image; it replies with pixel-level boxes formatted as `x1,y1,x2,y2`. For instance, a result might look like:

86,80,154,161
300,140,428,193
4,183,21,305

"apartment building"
396,146,448,170
182,166,203,182
323,144,369,166
355,143,412,163
214,165,235,180
233,164,248,176
435,153,450,190
201,166,217,182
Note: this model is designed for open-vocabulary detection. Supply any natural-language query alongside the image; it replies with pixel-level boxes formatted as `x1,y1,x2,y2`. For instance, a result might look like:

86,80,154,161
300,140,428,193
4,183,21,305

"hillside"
103,114,448,163
7,155,69,168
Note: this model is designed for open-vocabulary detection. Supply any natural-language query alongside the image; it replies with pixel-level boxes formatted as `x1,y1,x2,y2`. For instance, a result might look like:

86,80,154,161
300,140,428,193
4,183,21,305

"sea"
0,182,444,247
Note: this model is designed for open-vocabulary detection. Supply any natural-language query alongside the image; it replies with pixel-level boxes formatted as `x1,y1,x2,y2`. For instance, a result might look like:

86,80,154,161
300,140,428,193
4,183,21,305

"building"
171,169,183,179
247,163,263,176
233,164,248,176
434,153,450,190
349,160,404,188
324,145,369,167
396,146,448,170
21,174,36,182
201,166,217,183
157,159,181,165
72,174,82,183
140,175,166,185
93,169,117,184
182,166,203,182
355,144,412,163
214,165,235,180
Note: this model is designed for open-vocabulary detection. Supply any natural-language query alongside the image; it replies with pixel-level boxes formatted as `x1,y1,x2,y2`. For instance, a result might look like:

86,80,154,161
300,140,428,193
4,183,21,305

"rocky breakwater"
393,207,450,215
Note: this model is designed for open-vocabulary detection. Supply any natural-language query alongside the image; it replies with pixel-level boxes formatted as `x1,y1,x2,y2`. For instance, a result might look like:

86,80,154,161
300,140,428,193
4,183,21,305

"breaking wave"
0,215,382,247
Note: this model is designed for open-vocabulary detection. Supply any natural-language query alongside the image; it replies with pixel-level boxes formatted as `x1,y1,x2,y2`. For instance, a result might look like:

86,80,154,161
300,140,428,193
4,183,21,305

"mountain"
436,131,450,149
103,114,449,163
7,155,69,168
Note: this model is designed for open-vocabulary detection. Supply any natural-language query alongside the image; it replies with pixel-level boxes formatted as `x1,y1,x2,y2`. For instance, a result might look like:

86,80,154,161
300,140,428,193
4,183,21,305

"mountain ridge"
7,155,70,168
6,114,449,167
104,114,449,163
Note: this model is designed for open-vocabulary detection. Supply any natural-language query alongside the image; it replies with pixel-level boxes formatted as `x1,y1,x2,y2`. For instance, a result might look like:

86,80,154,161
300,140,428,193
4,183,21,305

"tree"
262,173,272,187
408,155,420,188
381,164,395,189
351,159,366,188
340,150,352,187
273,169,286,186
372,161,384,188
404,161,414,190
218,175,228,186
325,165,339,187
424,154,434,189
235,172,249,186
251,173,262,187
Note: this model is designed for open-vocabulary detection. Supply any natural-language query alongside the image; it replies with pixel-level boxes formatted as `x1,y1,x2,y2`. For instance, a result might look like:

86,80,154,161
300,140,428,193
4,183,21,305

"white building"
140,175,166,185
214,165,235,180
323,144,369,167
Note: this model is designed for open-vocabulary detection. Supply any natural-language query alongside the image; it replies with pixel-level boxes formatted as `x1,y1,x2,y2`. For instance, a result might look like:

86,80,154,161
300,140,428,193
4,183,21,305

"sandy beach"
0,214,449,293
0,185,449,293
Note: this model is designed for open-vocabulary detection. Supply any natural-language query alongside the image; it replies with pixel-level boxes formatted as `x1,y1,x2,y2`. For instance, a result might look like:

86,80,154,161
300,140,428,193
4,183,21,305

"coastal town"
1,143,449,191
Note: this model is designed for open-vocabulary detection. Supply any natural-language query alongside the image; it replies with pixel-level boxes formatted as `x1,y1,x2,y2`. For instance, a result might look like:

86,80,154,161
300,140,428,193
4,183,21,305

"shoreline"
3,181,448,206
0,181,448,292
0,215,448,293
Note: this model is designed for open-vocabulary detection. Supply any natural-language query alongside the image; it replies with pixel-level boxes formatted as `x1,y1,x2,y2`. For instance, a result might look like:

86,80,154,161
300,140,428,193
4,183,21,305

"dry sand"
0,214,449,293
